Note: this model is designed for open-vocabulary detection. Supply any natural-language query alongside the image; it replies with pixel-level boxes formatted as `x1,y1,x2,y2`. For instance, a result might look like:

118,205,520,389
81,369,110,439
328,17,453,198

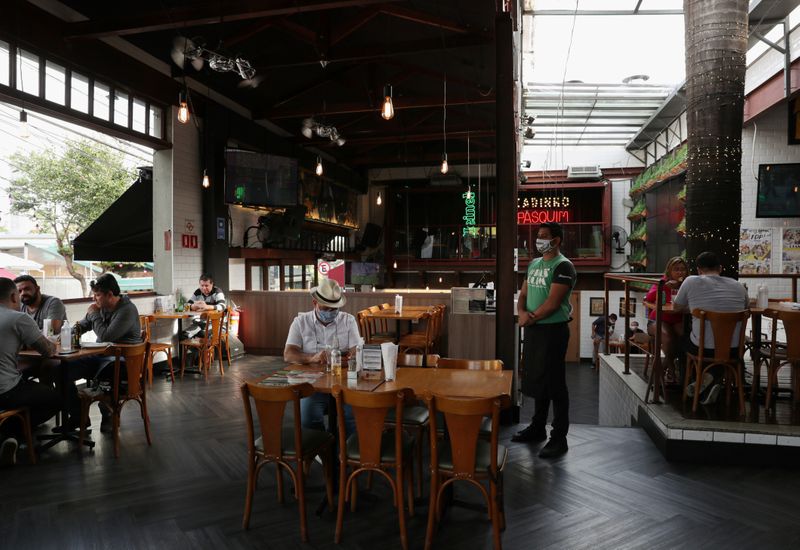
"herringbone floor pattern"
2,357,799,549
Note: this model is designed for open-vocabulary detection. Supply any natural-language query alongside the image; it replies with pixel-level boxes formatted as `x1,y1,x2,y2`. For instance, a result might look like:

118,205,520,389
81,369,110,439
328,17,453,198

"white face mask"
536,238,555,255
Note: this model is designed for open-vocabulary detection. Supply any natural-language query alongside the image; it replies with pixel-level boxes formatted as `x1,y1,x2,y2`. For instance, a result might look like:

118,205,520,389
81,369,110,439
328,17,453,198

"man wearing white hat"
284,278,359,434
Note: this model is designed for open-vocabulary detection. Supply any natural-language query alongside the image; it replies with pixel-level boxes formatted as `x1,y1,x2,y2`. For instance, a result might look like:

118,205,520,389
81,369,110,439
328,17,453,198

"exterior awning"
73,169,153,262
0,251,44,271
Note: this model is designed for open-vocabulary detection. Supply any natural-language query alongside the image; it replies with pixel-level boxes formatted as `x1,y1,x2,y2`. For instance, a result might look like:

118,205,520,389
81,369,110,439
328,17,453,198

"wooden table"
20,343,112,450
362,308,432,342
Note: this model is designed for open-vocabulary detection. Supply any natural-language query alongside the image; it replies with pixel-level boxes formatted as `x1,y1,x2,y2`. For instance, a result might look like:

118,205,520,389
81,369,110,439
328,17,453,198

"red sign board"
182,234,199,248
517,209,571,225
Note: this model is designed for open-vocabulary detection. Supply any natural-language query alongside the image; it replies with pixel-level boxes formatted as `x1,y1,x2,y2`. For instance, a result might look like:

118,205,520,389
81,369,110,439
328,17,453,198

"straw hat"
310,278,346,308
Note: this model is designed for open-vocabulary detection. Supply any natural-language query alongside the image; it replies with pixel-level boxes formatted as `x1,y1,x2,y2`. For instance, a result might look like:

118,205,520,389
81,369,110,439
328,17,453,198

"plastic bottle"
757,285,769,309
60,324,72,352
349,338,363,379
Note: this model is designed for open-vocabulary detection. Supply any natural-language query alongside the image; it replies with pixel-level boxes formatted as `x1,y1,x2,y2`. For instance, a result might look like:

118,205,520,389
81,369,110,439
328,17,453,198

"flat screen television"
225,149,299,207
756,163,800,218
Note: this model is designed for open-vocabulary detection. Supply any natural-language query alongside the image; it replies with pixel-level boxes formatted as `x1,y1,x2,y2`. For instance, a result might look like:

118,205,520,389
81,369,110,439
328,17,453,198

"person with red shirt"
644,256,688,383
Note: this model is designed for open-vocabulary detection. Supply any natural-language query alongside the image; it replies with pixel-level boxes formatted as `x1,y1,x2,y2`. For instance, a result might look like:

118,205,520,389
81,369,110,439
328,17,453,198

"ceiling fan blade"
237,75,264,89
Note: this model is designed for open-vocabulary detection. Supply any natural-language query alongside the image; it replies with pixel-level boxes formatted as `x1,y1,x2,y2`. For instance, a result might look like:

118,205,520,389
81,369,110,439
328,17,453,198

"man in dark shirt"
15,275,68,334
183,273,226,339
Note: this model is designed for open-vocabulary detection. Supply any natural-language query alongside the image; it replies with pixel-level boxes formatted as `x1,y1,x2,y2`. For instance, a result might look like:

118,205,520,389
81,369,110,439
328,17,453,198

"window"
250,266,263,290
148,105,162,138
93,81,110,120
132,98,146,133
70,72,89,113
44,61,66,105
268,265,281,290
16,49,39,96
0,41,10,86
114,90,129,127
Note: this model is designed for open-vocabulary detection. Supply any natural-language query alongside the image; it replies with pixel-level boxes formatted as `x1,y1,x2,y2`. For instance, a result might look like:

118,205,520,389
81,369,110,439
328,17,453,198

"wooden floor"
2,357,800,549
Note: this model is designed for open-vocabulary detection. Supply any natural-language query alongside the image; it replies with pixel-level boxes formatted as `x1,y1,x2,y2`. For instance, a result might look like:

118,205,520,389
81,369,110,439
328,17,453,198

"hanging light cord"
442,75,447,155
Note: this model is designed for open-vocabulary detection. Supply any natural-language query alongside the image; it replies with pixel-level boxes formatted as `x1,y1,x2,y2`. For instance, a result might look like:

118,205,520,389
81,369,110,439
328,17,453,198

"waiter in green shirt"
512,222,576,458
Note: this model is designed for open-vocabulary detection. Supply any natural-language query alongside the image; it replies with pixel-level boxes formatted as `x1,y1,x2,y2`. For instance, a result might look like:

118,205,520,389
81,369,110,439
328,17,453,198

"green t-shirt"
525,254,576,324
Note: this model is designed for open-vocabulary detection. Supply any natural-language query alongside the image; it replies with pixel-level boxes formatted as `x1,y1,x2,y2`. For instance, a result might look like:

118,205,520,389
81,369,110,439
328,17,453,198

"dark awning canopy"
73,169,153,262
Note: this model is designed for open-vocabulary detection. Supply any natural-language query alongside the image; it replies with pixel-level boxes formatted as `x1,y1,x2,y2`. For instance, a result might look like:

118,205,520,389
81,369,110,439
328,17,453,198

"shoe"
511,424,547,443
100,415,113,434
52,416,87,433
538,437,568,459
701,384,722,406
686,373,713,397
1,438,18,467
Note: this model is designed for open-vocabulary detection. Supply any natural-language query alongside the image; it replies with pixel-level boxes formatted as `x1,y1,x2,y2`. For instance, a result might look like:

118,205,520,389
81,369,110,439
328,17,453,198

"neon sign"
463,192,478,237
517,195,570,209
517,209,571,225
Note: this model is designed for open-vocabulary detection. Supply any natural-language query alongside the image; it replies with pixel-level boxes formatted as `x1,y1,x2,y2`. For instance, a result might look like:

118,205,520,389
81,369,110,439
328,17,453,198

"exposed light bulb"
177,92,190,124
381,84,394,120
376,192,382,206
440,153,449,174
315,156,323,177
438,277,443,283
466,186,473,200
393,260,397,269
18,110,30,139
201,169,210,188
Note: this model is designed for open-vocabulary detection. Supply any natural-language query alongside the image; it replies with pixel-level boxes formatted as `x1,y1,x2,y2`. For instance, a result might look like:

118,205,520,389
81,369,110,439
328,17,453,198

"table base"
37,429,96,451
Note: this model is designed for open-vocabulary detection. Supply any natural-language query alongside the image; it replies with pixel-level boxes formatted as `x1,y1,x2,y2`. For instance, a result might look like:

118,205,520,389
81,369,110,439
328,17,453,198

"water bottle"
757,285,769,309
349,337,363,379
60,324,72,352
394,294,403,314
330,334,342,376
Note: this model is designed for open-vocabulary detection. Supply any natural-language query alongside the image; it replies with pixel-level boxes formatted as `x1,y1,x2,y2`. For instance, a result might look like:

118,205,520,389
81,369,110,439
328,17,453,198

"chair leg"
425,472,439,550
335,465,348,543
21,409,36,465
147,352,154,387
112,408,121,458
766,365,776,411
242,456,257,529
415,426,424,498
296,462,308,543
217,343,225,376
350,473,358,512
490,483,503,550
78,398,91,455
323,447,334,509
166,349,175,383
225,337,232,369
180,345,187,379
276,463,284,503
141,394,152,446
396,465,408,550
406,462,415,517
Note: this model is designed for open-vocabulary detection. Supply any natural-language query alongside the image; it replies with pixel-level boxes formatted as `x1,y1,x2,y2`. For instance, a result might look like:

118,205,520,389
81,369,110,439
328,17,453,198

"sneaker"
701,384,722,406
687,373,713,397
538,437,568,459
0,438,18,467
511,424,547,443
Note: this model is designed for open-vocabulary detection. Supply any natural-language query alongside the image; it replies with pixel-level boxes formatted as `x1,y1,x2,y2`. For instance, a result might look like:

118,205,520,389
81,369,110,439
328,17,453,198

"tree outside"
7,139,135,296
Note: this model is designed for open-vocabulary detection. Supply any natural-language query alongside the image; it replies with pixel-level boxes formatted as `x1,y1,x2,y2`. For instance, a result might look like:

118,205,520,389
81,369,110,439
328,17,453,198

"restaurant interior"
3,1,800,549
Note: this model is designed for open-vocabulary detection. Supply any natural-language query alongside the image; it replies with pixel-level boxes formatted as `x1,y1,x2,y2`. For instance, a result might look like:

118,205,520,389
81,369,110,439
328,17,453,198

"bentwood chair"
78,342,152,458
140,315,175,385
332,385,416,550
398,311,436,355
435,358,504,439
762,308,800,411
240,382,334,542
0,407,36,464
180,310,224,379
424,392,509,550
217,306,233,372
683,309,750,415
397,353,440,368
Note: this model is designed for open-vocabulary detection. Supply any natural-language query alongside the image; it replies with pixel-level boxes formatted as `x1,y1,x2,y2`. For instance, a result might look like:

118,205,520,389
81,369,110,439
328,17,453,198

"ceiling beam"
299,129,495,146
65,0,403,39
377,4,486,35
261,93,496,119
269,64,359,108
347,150,495,166
330,7,381,45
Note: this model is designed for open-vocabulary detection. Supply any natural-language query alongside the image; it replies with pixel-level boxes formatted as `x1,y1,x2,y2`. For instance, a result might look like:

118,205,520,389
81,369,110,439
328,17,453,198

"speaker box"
361,222,383,248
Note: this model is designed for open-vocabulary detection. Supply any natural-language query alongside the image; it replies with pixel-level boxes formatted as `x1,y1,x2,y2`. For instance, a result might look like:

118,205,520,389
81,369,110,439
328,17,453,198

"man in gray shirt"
14,274,67,334
0,277,59,466
673,251,749,352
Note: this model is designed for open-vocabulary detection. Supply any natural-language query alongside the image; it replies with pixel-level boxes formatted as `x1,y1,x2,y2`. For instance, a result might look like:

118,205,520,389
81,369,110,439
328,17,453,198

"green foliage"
627,199,647,220
8,139,134,255
629,223,647,242
630,143,688,196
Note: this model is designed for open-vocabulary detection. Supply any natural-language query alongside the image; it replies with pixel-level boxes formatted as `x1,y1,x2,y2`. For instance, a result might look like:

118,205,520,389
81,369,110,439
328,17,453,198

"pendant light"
381,84,394,120
177,90,190,124
376,191,382,205
440,76,448,174
201,169,210,188
18,110,31,139
393,260,397,269
315,156,324,176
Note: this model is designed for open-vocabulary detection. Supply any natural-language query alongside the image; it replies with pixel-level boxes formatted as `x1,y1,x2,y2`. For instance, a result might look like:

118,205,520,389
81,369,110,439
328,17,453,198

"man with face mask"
512,222,576,459
284,278,360,434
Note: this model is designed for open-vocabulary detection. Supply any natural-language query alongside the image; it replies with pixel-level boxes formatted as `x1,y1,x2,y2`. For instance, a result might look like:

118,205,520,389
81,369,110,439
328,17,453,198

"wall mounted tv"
225,149,299,207
756,163,800,218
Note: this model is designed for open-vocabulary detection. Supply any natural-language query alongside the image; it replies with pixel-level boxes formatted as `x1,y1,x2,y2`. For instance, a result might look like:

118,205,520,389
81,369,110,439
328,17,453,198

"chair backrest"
691,309,750,362
241,381,315,459
109,342,150,400
139,315,151,342
202,310,224,347
333,386,412,466
380,303,392,310
765,308,800,361
397,353,440,367
356,310,371,340
437,358,504,371
425,393,507,475
222,305,232,333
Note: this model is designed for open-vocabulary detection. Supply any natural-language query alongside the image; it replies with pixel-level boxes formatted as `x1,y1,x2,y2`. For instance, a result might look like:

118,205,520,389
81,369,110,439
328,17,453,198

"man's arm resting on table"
284,344,326,365
31,335,56,358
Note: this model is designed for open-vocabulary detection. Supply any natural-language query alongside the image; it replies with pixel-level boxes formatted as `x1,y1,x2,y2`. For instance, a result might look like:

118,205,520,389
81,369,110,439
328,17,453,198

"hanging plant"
627,199,647,221
629,223,647,242
677,216,686,236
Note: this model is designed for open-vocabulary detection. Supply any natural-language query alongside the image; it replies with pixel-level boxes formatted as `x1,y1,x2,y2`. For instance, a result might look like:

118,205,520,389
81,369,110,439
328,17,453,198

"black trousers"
522,322,570,439
0,379,60,438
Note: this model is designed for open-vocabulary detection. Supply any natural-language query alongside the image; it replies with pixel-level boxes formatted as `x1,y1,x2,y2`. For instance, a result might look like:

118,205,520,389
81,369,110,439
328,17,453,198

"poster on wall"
782,227,800,274
739,228,772,274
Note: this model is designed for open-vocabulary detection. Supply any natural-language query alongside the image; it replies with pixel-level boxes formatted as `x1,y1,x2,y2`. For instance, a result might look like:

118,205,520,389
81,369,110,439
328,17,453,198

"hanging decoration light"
393,260,397,269
381,84,394,120
177,91,190,124
201,169,210,188
440,76,448,174
376,191,382,205
440,153,449,175
18,110,31,139
315,156,324,177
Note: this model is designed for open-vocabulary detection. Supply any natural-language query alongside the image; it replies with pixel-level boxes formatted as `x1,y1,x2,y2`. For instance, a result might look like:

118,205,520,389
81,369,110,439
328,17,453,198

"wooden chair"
240,381,334,542
180,310,224,379
435,358,504,438
762,308,800,411
424,392,509,550
398,311,436,355
0,407,36,464
629,332,656,379
332,385,416,550
367,305,394,343
140,315,175,385
683,309,749,415
218,306,233,372
78,342,152,458
397,353,440,367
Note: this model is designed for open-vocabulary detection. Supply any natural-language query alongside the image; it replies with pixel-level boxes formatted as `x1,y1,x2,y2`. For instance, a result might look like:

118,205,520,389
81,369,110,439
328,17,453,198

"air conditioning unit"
567,165,602,179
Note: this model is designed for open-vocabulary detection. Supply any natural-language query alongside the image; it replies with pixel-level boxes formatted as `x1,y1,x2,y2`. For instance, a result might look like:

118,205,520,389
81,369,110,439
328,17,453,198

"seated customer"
0,277,59,466
283,279,358,435
183,273,226,339
672,251,749,403
61,274,142,432
15,274,67,381
645,256,688,383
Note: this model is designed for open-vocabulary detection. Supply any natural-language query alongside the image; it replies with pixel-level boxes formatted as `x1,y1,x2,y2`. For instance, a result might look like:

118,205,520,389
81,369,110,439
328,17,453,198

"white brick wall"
741,106,799,299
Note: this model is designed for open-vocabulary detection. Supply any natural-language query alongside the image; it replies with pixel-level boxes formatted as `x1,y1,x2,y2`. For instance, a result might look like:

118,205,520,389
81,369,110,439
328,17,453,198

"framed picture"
619,297,637,317
589,297,605,316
